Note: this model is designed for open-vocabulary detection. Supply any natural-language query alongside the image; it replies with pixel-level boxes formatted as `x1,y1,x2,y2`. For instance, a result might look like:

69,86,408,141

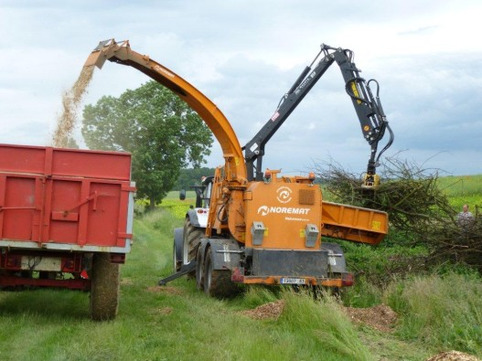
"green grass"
164,190,196,200
280,292,373,361
1,178,481,360
385,272,482,355
0,208,381,361
437,174,482,211
437,175,482,197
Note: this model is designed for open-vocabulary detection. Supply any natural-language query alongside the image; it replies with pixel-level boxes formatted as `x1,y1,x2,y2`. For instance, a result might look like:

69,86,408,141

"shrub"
316,156,482,272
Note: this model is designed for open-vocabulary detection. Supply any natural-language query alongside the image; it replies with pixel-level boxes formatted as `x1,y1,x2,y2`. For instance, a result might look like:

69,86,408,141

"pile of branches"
427,218,482,271
315,155,481,272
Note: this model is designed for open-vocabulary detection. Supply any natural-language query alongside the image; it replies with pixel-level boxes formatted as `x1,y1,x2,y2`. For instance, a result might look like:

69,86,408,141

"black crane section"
243,44,394,187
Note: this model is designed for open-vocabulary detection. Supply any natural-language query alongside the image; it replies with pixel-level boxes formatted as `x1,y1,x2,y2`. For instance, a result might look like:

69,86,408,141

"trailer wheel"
203,248,237,298
90,253,120,321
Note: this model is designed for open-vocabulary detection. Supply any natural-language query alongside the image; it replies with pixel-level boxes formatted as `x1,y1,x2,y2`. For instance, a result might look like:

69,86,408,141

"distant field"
164,190,195,200
436,174,482,211
437,174,482,196
162,190,196,219
166,174,482,212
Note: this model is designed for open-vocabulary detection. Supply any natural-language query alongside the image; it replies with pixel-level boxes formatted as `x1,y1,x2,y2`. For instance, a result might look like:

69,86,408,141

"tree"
82,81,213,208
174,167,216,191
65,136,79,149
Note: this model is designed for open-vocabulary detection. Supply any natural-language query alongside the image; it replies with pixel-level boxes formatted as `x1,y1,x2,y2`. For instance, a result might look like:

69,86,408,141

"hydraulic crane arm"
84,39,247,184
244,44,394,185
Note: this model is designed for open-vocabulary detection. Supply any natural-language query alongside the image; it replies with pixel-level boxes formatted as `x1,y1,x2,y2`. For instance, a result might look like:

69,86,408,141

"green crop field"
0,176,480,361
437,174,482,211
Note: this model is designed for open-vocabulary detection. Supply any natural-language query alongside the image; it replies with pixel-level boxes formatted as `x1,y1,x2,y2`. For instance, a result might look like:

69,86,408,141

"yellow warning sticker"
351,82,362,104
371,221,381,231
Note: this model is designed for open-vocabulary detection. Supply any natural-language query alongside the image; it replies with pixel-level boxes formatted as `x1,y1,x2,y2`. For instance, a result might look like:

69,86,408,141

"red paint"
0,144,133,247
0,274,90,290
0,144,135,290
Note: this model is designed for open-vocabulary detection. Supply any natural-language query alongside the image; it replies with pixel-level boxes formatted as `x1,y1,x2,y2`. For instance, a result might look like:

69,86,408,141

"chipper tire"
90,253,120,321
203,248,238,299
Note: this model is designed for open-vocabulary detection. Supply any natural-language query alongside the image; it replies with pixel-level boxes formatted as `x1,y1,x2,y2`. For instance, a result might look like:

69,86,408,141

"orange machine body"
87,40,388,292
243,171,322,250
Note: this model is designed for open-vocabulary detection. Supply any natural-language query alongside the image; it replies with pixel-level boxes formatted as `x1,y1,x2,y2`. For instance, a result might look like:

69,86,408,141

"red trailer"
0,143,135,320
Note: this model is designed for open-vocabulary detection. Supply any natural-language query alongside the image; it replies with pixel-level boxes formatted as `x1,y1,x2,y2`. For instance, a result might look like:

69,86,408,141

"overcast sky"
1,0,481,177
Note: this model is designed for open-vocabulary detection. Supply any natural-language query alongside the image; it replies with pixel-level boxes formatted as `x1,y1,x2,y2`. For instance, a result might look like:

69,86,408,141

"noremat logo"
257,205,311,216
276,186,292,203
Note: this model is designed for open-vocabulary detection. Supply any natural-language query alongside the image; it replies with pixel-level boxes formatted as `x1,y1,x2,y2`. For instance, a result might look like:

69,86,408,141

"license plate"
280,277,306,285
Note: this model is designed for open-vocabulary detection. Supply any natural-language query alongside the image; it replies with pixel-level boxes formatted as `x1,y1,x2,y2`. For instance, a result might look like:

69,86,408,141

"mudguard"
186,208,209,228
321,242,347,274
199,238,241,272
186,209,200,227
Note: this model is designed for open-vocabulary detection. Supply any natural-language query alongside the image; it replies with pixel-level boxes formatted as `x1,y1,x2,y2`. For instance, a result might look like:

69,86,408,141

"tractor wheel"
183,219,203,277
203,248,237,298
90,253,120,321
183,219,204,264
173,239,181,272
195,247,204,290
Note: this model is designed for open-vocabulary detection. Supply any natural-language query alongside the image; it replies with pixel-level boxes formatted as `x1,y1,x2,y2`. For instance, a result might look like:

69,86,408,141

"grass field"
0,210,383,361
0,177,480,360
437,174,482,211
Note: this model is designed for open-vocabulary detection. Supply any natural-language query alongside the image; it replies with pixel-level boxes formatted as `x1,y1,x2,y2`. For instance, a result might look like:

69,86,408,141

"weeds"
337,240,429,286
384,273,482,355
280,290,373,361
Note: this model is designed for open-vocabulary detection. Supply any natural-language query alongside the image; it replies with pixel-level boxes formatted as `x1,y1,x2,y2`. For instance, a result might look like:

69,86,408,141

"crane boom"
85,39,247,185
244,44,394,185
83,39,390,296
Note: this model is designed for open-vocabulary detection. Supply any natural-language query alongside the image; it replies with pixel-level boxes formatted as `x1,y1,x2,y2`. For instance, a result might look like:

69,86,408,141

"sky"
1,0,481,177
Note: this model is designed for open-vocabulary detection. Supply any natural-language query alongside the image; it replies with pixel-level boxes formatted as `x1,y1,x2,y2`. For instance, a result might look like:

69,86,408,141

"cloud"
398,25,439,36
0,0,481,176
377,53,482,152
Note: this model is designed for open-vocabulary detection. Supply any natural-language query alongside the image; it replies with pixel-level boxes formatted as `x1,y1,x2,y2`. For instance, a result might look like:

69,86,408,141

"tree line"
81,81,213,209
173,167,216,191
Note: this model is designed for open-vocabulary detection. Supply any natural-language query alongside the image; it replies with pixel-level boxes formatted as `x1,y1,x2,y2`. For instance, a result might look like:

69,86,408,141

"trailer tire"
90,253,120,321
203,247,237,299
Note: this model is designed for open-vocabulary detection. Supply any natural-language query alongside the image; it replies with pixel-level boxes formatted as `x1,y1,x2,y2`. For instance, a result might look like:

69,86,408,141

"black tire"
90,253,120,321
173,240,181,272
183,219,204,277
183,219,204,265
203,247,237,298
195,247,204,290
